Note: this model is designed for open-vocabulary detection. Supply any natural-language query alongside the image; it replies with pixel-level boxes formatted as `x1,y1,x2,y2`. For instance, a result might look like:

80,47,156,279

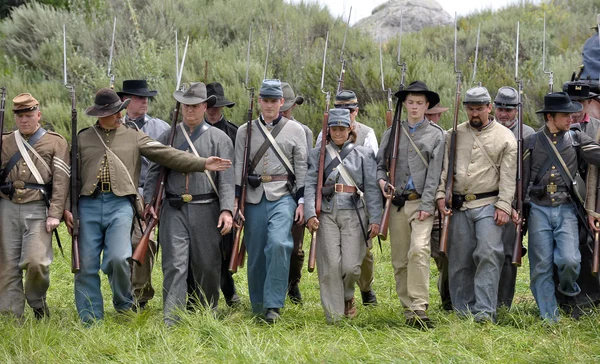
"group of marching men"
2,75,600,327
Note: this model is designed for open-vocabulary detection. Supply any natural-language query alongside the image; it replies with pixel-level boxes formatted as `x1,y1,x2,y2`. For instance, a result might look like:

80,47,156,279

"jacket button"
464,188,469,192
552,166,556,170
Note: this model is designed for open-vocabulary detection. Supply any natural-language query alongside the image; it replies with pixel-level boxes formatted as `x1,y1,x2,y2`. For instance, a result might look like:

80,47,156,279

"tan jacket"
1,130,70,219
436,120,517,214
76,124,206,198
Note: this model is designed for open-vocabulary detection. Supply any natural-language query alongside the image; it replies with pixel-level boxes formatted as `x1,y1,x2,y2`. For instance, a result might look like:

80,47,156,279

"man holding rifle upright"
63,88,231,325
0,93,69,320
436,86,517,323
234,80,307,323
376,81,445,327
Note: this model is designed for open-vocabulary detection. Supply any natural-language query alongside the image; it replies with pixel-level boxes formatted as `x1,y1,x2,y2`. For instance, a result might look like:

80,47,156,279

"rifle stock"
132,102,181,265
308,107,329,272
439,73,461,256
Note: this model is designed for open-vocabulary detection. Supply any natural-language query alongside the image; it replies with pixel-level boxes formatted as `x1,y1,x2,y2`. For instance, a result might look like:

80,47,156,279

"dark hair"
326,127,357,143
543,112,557,122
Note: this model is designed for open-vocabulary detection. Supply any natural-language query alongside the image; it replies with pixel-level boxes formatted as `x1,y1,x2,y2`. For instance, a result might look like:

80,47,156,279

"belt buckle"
101,182,111,192
181,194,193,203
546,184,557,193
407,192,418,201
261,175,272,183
465,194,477,202
334,183,344,193
13,181,25,189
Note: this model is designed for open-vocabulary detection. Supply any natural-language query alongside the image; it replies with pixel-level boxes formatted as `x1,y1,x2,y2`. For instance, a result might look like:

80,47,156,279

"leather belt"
545,184,568,193
332,183,357,193
166,192,218,203
456,190,499,202
2,181,49,190
402,190,421,201
260,174,288,182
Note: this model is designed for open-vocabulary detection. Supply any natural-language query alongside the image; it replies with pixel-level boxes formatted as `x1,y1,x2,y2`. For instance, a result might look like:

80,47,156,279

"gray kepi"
494,86,519,109
328,108,351,128
173,82,217,107
463,86,492,105
259,79,283,99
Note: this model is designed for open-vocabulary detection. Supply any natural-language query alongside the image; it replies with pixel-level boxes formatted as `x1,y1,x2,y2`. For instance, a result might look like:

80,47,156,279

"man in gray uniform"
316,90,379,306
436,86,517,323
281,82,312,304
493,86,535,309
234,79,307,323
564,82,600,140
118,79,170,310
144,82,234,325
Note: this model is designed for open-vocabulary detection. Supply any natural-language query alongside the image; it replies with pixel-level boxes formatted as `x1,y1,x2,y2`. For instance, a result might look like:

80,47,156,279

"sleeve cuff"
295,187,305,201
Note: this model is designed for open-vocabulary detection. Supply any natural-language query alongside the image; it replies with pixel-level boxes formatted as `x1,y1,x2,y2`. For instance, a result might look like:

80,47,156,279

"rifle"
229,27,255,273
471,23,481,86
379,37,393,128
132,36,189,265
593,180,600,275
64,25,80,273
542,13,553,93
307,31,330,273
107,17,117,89
379,15,406,241
0,86,5,171
439,14,462,256
512,21,525,267
337,7,351,94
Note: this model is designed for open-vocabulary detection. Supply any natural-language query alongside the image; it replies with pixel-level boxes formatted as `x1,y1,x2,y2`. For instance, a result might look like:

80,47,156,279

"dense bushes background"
0,0,598,139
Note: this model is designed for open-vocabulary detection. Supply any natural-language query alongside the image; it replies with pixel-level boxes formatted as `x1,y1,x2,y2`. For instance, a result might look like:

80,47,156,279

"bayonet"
175,30,179,81
472,23,481,85
542,13,553,93
337,7,352,93
176,36,189,91
264,25,272,80
107,17,116,89
379,36,393,128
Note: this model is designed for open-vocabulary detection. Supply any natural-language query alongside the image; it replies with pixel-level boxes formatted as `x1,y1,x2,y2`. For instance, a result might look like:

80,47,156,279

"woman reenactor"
304,108,382,323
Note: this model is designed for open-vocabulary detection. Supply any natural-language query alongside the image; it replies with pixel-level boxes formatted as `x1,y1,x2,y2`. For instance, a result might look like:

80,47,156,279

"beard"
469,119,484,128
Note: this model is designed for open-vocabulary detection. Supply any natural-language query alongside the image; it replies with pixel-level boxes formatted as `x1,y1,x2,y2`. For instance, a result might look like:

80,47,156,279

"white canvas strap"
257,120,295,173
14,131,45,184
179,122,219,194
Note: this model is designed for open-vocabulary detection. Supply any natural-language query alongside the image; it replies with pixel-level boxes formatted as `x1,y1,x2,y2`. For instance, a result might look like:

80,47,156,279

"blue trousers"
245,195,295,313
528,202,581,321
75,193,134,323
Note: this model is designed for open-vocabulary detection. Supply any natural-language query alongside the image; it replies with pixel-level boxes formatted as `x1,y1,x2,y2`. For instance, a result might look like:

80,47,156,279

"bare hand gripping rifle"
379,15,406,241
132,36,189,265
439,14,462,256
64,25,80,272
512,21,525,267
229,27,256,273
307,32,330,273
337,7,351,94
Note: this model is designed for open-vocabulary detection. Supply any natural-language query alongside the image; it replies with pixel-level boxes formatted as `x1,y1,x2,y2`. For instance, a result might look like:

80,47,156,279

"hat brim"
536,101,583,114
281,96,304,112
173,91,217,108
85,99,130,117
211,97,236,108
116,90,158,98
494,103,518,109
569,92,598,101
425,106,449,114
395,90,440,109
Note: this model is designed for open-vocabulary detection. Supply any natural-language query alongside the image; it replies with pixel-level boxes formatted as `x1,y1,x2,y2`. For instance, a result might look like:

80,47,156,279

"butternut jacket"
436,120,517,214
76,123,206,198
376,120,445,215
1,130,69,219
304,142,382,225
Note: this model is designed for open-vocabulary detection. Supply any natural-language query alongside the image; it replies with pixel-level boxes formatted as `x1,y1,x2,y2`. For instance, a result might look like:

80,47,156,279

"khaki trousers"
0,199,52,317
316,204,367,323
131,222,157,304
389,199,433,311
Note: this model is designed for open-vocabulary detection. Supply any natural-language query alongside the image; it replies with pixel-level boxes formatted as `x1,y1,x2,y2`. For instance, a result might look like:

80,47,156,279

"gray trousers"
498,223,517,309
131,222,157,304
0,199,52,317
448,204,504,319
160,200,221,324
316,204,367,323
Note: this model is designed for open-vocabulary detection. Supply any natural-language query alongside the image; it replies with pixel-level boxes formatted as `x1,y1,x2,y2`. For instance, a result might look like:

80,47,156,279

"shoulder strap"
176,121,211,151
323,142,356,180
92,127,137,191
468,127,500,176
249,119,291,173
15,130,44,185
179,122,218,194
401,124,429,168
540,132,584,204
0,127,47,183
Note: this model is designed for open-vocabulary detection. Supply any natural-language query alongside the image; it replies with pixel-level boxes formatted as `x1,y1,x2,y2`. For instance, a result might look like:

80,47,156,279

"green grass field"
1,226,600,363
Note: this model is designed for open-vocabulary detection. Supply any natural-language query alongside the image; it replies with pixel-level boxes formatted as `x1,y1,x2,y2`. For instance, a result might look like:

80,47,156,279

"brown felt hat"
12,93,39,113
425,102,450,115
85,88,130,117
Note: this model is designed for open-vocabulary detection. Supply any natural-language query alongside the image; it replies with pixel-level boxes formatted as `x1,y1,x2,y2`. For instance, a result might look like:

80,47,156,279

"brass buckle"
407,192,419,201
181,194,193,203
334,183,344,193
465,194,477,202
101,182,111,192
261,175,272,183
13,181,25,189
546,184,557,193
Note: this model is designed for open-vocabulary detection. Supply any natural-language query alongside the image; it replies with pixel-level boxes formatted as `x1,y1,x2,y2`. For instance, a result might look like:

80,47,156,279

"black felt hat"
206,82,235,108
116,80,158,98
394,81,440,109
535,92,583,114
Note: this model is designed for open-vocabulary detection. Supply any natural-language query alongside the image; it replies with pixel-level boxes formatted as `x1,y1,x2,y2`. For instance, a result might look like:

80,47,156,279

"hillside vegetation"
0,0,597,137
